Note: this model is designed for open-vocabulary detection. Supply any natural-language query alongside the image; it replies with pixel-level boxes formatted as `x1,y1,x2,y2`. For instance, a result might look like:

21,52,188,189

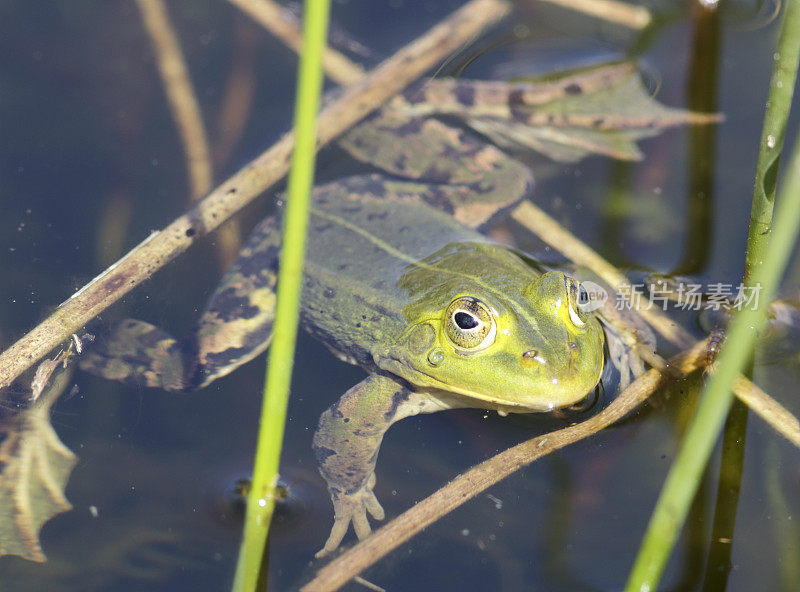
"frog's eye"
565,277,587,329
444,297,496,351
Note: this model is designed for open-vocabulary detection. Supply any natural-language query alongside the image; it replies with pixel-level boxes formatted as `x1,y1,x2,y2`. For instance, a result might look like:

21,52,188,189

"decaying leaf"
0,359,77,562
399,62,722,162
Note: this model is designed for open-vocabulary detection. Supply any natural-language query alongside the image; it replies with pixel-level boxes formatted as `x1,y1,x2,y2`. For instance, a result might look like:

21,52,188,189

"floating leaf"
0,362,77,562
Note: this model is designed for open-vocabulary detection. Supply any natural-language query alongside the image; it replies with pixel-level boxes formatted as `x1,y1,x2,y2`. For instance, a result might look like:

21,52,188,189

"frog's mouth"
376,348,602,411
400,366,600,412
376,355,522,407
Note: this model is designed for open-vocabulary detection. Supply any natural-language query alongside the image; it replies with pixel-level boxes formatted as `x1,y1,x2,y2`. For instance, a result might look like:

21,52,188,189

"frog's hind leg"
80,216,280,391
339,102,534,229
189,216,280,388
78,319,191,390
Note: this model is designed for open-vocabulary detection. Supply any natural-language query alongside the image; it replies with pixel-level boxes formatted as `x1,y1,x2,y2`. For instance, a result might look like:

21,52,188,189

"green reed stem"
744,0,800,283
232,1,330,589
700,398,748,590
625,2,800,590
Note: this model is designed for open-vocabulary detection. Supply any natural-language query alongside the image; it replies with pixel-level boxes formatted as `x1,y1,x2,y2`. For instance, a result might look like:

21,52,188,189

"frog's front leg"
313,373,451,557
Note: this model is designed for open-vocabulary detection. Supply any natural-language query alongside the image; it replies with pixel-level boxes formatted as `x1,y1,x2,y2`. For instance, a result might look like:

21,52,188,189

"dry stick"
228,0,650,82
210,19,263,268
137,0,242,270
136,0,213,201
213,17,261,171
0,0,513,392
226,0,365,85
536,0,652,30
302,339,711,592
732,376,800,448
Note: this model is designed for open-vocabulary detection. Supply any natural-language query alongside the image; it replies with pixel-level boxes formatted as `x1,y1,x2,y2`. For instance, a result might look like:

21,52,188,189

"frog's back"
300,175,488,365
306,176,485,279
77,175,519,388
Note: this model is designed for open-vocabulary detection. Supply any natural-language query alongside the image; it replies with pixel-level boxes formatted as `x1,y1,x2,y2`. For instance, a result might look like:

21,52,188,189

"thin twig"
213,17,261,171
732,377,800,447
0,0,514,392
137,0,242,269
535,0,652,30
302,339,711,592
212,17,265,269
303,339,799,592
226,0,365,85
136,0,213,202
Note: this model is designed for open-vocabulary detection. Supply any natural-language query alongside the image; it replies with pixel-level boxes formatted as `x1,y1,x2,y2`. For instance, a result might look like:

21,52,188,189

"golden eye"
565,277,587,328
444,297,496,350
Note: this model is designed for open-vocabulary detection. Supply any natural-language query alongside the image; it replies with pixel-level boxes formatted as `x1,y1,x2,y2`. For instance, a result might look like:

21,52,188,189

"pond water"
1,1,799,591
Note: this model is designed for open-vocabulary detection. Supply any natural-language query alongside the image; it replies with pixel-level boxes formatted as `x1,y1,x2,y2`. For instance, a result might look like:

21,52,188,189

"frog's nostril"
522,350,546,364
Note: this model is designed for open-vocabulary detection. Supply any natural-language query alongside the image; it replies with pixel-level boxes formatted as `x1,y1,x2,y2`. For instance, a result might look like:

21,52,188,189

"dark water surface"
1,1,799,591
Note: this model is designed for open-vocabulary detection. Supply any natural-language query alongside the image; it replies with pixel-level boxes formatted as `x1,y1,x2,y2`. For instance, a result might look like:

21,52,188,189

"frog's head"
388,271,604,411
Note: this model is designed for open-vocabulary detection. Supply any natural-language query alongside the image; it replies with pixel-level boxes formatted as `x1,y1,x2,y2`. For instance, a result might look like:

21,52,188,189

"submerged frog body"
79,77,606,555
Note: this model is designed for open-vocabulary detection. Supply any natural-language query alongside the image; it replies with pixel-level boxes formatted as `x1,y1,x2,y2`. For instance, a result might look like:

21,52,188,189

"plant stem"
136,0,213,203
625,3,800,589
226,0,364,84
701,398,748,590
231,0,330,589
744,0,800,283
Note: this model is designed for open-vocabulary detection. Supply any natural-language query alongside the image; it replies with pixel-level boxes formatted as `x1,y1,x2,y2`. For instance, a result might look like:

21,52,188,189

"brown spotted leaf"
0,364,76,562
404,62,722,162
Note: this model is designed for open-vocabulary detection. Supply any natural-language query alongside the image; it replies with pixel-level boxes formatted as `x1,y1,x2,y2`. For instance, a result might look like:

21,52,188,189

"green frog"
79,76,607,556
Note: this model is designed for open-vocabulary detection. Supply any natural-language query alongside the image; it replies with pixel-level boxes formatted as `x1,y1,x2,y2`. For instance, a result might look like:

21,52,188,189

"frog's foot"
78,319,192,391
316,474,385,558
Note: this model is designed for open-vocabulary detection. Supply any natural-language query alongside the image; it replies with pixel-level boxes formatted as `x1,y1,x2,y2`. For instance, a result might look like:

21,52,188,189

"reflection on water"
1,1,799,591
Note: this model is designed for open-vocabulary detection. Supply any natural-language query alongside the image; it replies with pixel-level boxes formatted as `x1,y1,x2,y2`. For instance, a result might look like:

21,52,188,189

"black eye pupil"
454,311,479,329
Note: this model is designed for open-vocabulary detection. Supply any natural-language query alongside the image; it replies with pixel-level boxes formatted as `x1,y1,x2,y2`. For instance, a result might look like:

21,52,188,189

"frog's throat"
374,355,599,413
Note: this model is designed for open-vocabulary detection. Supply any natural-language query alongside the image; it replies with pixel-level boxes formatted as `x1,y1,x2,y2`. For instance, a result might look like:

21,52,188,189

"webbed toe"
316,477,385,558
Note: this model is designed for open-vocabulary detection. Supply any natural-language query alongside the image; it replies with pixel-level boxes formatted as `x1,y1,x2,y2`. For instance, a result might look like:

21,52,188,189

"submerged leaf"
0,362,76,562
